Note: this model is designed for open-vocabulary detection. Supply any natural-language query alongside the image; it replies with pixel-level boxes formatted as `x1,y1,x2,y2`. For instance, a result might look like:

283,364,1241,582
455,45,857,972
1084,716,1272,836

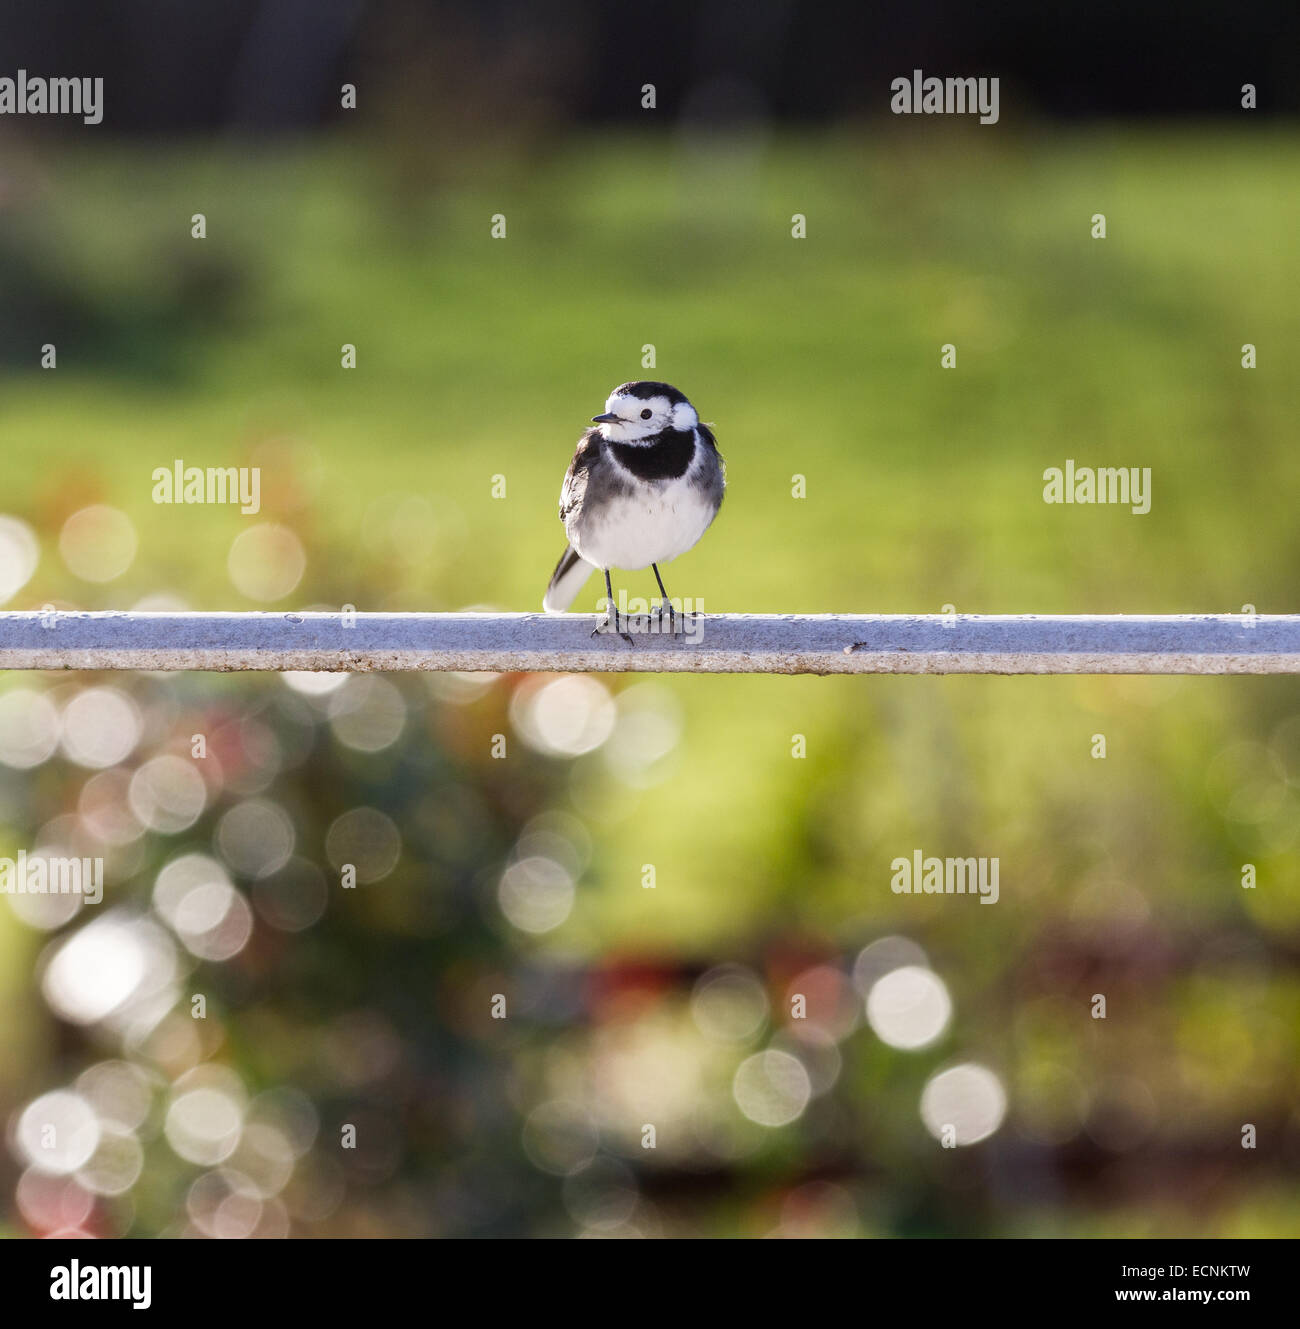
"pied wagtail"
543,381,725,634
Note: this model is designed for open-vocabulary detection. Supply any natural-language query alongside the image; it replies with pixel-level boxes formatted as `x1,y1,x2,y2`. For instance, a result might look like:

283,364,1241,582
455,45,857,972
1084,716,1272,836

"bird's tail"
543,546,596,613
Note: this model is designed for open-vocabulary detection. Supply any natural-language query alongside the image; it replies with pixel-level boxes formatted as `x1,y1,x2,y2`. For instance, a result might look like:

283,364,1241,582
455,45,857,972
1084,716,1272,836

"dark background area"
0,0,1295,134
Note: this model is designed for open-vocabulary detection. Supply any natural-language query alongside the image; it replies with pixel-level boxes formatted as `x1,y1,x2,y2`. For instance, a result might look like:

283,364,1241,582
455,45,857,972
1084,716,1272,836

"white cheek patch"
671,401,698,430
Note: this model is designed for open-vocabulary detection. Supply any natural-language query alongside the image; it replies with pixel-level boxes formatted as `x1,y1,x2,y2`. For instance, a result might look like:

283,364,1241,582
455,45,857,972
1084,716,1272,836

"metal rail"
0,611,1295,674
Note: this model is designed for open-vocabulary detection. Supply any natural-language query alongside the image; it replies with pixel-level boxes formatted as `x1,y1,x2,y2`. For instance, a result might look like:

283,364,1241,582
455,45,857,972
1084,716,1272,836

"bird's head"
591,381,698,442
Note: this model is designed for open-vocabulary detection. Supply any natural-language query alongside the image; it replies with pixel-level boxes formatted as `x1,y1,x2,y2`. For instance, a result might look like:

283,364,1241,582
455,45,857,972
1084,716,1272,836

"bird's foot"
592,609,634,644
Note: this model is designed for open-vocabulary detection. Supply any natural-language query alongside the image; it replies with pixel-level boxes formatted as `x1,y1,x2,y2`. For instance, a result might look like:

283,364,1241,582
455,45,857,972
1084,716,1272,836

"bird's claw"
592,612,634,644
655,600,681,634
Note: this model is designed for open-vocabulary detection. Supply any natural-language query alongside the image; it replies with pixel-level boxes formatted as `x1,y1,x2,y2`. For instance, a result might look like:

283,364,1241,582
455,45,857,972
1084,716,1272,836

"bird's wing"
559,427,604,522
697,422,726,503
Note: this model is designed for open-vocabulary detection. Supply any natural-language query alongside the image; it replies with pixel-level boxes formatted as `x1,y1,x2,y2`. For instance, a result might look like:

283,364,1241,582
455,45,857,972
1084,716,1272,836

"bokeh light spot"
732,1050,812,1127
920,1063,1007,1146
227,524,306,602
0,514,39,603
498,855,575,934
866,965,952,1050
16,1091,101,1175
0,687,59,768
59,506,137,583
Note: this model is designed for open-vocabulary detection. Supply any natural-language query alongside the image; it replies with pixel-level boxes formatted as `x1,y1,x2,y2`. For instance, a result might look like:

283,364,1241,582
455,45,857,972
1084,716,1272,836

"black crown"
612,381,689,406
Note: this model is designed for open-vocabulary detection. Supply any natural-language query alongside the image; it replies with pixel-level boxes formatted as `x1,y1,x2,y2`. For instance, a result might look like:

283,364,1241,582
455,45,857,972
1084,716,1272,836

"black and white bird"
543,381,725,633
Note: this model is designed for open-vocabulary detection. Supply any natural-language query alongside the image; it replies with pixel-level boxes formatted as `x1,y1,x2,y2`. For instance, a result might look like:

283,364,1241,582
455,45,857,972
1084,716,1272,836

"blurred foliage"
0,125,1297,1236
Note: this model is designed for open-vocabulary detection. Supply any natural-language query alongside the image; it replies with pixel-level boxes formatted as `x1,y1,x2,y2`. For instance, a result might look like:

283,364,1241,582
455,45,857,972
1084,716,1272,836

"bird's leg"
593,569,633,642
651,563,677,632
594,568,617,634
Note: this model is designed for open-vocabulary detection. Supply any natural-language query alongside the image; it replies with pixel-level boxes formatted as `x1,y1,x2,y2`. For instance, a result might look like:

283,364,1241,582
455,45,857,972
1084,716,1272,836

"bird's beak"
591,412,620,424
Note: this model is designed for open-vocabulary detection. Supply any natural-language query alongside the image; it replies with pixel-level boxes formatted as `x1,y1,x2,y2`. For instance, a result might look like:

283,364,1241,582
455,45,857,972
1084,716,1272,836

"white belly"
571,475,717,571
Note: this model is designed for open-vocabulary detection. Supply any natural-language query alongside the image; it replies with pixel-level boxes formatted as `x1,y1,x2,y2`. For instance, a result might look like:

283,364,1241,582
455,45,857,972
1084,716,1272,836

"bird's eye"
640,408,652,420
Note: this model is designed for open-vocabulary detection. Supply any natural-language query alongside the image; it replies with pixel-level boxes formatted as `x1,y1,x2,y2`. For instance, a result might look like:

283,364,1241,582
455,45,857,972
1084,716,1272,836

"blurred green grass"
4,127,1298,606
